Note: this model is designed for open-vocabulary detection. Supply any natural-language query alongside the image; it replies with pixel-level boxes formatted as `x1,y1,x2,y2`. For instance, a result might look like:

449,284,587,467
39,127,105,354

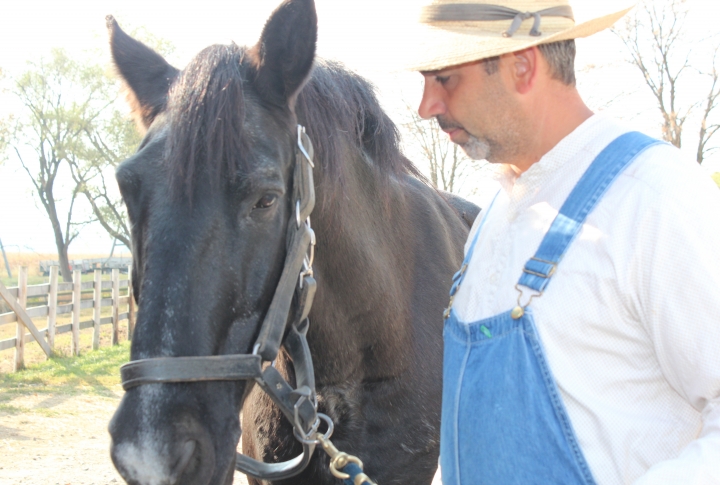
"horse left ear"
250,0,317,109
106,15,180,131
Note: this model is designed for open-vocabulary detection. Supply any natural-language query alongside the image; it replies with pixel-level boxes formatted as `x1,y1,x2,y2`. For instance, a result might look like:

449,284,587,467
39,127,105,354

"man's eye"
253,194,277,209
436,76,450,85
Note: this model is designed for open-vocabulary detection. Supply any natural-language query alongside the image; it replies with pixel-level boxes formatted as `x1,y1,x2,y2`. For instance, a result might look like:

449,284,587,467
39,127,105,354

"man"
409,1,720,484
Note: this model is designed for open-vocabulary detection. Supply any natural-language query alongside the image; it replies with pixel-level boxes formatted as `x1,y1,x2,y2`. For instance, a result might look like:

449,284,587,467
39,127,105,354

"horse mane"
296,60,425,205
164,43,424,203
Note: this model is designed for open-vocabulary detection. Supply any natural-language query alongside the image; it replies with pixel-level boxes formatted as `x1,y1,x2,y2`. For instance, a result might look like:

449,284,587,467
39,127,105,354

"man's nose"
418,80,446,119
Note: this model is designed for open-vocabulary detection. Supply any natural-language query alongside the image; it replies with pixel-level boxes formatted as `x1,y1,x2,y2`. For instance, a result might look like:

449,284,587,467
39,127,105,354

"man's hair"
482,40,576,86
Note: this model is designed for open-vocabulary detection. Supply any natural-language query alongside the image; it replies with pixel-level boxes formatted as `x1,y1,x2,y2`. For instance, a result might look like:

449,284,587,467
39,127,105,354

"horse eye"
253,194,277,210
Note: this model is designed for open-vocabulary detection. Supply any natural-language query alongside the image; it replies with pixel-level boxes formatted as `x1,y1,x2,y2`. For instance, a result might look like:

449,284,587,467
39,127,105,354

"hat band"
420,4,574,37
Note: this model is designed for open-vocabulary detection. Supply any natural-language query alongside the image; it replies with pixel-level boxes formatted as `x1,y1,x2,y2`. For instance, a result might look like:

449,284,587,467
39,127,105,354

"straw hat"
407,0,633,71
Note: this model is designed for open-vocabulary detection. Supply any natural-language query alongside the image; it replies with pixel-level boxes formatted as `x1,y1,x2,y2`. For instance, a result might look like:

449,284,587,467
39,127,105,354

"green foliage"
8,48,147,263
9,49,121,280
712,172,720,188
0,341,129,398
6,30,175,261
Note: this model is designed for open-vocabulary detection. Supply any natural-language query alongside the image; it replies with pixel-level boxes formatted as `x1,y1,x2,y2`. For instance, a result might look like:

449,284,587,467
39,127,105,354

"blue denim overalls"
441,132,661,485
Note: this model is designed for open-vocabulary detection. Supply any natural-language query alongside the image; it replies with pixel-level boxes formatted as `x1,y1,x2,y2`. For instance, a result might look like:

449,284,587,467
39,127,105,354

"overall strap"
518,131,662,293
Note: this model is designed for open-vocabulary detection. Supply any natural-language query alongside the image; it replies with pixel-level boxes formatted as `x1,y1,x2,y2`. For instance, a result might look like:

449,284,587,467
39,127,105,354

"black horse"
107,0,477,483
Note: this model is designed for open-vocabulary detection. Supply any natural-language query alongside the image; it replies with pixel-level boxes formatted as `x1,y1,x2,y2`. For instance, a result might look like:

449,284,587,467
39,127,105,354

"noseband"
120,126,374,483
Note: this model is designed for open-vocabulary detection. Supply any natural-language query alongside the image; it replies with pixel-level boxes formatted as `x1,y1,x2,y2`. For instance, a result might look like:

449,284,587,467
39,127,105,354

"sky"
1,0,719,258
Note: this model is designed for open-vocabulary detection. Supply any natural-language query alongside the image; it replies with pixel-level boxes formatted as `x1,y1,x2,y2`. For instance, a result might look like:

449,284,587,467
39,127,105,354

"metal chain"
296,125,316,290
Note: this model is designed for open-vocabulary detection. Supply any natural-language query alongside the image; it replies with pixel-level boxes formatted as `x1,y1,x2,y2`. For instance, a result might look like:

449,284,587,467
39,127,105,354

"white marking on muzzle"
114,385,174,484
114,439,172,485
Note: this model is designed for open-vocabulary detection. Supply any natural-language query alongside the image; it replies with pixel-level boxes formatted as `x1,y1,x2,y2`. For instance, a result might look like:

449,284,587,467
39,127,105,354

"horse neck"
305,149,415,383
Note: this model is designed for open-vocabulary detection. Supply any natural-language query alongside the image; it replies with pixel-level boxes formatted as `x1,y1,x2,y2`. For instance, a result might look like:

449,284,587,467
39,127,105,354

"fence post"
71,269,81,356
93,269,102,350
112,268,119,345
127,266,135,340
14,267,28,371
47,266,58,353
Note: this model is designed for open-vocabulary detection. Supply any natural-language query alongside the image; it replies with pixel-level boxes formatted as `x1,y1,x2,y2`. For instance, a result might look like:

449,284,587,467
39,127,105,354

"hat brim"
405,6,633,72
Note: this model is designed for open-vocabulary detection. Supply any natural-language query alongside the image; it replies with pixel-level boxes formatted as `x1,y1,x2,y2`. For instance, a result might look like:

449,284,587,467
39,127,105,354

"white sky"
0,0,719,257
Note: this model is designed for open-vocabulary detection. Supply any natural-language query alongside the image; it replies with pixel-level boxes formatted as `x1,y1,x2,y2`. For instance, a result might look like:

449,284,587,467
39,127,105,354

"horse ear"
106,16,180,131
250,0,317,109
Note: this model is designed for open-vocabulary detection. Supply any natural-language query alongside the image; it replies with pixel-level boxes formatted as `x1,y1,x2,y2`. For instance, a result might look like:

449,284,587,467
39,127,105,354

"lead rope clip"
315,433,378,485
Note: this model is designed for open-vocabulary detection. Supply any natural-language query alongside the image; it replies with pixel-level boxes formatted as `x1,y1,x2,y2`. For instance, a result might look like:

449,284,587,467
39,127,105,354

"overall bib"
440,132,661,485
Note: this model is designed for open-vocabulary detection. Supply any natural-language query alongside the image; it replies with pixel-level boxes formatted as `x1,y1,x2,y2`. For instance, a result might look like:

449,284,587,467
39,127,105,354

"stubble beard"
460,134,491,161
436,115,492,161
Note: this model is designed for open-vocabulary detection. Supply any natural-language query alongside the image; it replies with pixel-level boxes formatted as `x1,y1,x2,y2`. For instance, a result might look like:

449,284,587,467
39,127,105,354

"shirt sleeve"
631,158,720,484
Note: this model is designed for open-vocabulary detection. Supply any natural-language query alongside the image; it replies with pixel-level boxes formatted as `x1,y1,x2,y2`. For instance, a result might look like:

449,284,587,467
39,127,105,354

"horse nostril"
170,440,197,481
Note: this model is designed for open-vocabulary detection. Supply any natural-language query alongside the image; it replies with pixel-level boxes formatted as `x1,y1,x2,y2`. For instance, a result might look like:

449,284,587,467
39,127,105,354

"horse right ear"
106,16,179,131
249,0,317,109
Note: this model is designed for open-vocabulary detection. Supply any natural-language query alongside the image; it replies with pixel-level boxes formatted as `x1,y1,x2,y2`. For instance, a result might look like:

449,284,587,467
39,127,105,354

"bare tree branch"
697,45,720,164
616,0,720,163
400,101,485,197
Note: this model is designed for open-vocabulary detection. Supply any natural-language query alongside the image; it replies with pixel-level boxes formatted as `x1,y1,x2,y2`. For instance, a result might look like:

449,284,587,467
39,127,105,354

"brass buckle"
522,256,557,278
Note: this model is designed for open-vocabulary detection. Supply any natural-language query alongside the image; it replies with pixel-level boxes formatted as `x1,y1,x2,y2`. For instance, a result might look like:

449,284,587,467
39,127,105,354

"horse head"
107,1,317,483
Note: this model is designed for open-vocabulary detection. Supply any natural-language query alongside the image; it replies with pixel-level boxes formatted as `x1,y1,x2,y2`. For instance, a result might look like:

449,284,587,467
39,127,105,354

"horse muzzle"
109,383,241,485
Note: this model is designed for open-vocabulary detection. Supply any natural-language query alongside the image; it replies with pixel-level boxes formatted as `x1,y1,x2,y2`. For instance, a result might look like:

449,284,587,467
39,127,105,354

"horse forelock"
164,43,251,200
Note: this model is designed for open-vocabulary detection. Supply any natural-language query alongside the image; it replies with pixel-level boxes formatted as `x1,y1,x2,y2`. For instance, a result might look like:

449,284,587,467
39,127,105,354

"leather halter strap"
121,354,262,389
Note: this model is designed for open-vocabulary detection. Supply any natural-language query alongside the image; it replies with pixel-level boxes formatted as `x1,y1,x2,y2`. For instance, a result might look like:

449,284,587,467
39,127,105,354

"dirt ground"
0,388,249,485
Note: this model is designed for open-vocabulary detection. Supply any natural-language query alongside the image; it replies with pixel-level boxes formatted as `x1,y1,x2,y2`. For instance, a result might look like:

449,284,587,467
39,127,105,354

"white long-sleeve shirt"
450,114,720,484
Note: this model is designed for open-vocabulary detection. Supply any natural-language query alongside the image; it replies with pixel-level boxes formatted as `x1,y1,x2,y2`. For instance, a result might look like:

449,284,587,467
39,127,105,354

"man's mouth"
445,128,462,141
436,117,466,141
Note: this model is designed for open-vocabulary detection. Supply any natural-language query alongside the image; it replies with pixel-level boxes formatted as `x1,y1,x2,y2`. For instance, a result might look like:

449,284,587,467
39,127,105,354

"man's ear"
510,47,538,95
248,0,317,109
106,15,180,130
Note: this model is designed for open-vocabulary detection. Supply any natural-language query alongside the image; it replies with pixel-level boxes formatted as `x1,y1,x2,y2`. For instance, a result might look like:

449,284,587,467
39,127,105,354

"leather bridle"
119,125,327,481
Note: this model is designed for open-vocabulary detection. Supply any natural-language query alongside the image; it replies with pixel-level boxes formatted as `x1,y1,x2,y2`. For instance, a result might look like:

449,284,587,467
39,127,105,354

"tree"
9,49,118,281
68,102,140,250
401,103,486,196
71,27,175,248
7,28,174,280
67,26,174,251
617,0,720,163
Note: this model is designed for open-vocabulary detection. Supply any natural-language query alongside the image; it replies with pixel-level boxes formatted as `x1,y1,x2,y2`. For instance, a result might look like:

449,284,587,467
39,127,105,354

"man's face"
418,58,523,164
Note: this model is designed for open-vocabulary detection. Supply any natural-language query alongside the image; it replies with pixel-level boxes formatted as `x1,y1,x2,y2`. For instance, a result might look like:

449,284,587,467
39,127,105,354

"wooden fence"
0,265,135,372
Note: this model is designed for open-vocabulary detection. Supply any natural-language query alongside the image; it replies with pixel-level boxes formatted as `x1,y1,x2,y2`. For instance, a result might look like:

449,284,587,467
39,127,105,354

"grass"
0,318,131,374
0,340,129,401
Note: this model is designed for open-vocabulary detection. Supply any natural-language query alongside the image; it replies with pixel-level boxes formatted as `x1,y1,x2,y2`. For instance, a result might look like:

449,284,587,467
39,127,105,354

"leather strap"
253,224,313,361
121,354,263,390
235,320,319,480
253,127,316,362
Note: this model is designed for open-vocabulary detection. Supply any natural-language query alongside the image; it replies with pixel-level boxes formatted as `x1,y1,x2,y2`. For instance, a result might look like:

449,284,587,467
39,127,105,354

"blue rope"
342,462,373,485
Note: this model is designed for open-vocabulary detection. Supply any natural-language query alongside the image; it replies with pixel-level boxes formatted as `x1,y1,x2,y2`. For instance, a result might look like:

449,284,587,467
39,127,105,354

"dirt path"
0,388,249,485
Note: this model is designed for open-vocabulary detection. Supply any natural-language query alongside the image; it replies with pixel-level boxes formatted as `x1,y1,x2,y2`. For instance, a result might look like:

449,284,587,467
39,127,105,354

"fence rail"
0,265,135,371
